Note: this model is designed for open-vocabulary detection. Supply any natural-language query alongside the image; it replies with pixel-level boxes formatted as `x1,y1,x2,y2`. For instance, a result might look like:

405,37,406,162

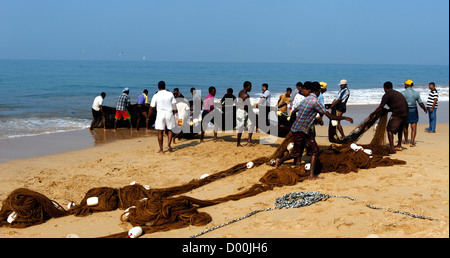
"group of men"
370,80,439,152
273,80,353,180
90,78,439,180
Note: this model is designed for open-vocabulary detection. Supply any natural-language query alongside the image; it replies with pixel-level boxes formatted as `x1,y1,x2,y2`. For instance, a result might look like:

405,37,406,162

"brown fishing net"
0,110,406,238
0,188,70,228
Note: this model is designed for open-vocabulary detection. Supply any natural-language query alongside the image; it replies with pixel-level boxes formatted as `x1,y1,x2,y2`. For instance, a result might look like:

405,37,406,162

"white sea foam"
0,117,90,140
249,85,449,106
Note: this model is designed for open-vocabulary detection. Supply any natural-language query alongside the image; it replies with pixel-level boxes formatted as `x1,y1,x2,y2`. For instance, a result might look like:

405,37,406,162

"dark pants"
281,131,320,164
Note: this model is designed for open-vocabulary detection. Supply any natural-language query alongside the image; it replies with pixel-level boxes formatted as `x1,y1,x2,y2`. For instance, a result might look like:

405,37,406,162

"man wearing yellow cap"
401,79,427,147
317,82,327,108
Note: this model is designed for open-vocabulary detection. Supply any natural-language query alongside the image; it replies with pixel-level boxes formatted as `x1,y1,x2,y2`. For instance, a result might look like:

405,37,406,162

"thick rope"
189,191,449,238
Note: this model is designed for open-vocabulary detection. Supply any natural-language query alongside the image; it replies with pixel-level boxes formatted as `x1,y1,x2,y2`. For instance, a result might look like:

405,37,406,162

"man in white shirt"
256,83,271,127
90,92,106,130
148,81,178,154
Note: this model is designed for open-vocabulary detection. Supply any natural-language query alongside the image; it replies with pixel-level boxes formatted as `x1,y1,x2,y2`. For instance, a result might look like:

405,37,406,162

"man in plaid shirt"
276,82,353,180
114,88,133,130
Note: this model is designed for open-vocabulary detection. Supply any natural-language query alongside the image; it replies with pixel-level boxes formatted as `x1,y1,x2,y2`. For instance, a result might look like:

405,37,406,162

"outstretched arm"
324,111,353,124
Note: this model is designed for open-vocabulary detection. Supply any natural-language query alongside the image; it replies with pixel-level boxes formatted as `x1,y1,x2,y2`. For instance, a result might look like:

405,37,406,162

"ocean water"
0,59,448,140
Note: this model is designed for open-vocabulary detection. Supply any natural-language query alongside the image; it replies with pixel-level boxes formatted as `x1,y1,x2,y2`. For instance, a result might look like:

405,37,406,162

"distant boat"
142,56,146,61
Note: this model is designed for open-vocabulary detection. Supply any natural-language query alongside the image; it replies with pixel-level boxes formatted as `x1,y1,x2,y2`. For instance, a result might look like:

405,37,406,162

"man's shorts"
115,110,130,120
405,107,419,124
137,105,148,114
236,108,254,132
387,115,407,134
155,110,176,130
335,102,347,113
92,108,103,119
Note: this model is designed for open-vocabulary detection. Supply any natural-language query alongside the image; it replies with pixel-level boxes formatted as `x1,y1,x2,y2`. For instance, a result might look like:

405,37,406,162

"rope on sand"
189,191,449,238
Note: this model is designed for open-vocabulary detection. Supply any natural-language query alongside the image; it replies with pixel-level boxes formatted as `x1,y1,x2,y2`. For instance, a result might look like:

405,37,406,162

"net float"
67,202,76,210
364,149,373,155
287,142,294,151
7,212,17,224
304,163,311,171
86,197,99,206
128,226,143,238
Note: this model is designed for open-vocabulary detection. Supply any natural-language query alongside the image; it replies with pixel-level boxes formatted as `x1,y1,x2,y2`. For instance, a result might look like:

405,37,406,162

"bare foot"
394,146,403,151
237,144,244,147
157,150,164,154
167,146,174,152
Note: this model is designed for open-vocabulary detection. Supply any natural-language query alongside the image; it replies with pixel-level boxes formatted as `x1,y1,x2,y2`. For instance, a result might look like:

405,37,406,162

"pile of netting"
0,109,406,238
0,157,305,237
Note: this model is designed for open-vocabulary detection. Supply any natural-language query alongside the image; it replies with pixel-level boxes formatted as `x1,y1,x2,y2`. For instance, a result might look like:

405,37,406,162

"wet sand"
0,103,447,163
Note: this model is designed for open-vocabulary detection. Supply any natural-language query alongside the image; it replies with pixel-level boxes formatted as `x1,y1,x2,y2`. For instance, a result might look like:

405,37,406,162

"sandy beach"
0,107,448,238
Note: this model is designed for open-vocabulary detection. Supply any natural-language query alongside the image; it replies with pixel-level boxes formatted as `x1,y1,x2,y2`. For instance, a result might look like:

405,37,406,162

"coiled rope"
189,191,449,238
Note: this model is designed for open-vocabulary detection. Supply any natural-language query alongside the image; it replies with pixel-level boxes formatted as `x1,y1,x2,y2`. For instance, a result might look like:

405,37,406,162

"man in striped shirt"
329,79,350,140
426,82,439,133
276,82,353,180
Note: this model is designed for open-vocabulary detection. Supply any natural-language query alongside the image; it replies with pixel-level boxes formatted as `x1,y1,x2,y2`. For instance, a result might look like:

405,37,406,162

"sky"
0,0,448,65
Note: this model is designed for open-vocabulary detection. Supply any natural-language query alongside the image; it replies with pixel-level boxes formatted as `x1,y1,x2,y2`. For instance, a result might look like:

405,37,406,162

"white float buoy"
331,120,338,126
7,212,17,224
246,162,254,169
270,159,276,166
128,226,143,238
350,143,358,150
364,149,373,155
52,201,64,211
200,174,210,180
86,197,99,206
67,202,76,210
125,206,136,213
123,206,136,219
287,142,294,151
66,234,80,238
143,185,151,190
304,163,311,171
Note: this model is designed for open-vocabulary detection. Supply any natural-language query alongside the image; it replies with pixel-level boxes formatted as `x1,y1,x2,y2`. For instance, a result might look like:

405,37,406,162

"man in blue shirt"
401,80,427,147
136,89,150,130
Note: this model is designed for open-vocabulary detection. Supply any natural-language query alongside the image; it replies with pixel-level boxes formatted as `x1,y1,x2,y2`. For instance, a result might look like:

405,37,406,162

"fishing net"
0,109,406,238
328,107,389,144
